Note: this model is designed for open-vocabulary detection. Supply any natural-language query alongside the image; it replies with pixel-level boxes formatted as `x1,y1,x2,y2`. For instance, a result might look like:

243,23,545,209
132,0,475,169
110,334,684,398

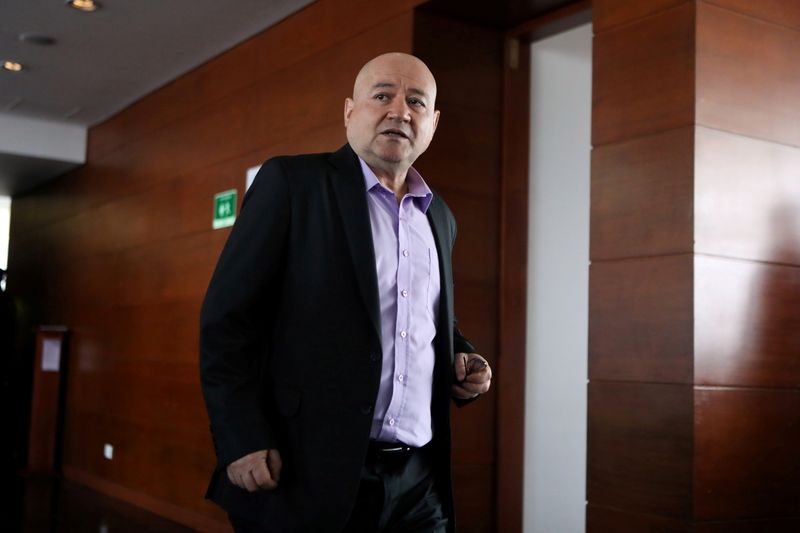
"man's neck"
368,163,410,203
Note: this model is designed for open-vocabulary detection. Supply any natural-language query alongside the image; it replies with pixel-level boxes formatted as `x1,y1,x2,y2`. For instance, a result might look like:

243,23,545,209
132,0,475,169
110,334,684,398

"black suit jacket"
200,144,475,532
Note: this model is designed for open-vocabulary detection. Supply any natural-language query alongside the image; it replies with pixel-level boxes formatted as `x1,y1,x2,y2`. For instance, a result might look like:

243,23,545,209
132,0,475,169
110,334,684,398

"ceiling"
0,0,314,195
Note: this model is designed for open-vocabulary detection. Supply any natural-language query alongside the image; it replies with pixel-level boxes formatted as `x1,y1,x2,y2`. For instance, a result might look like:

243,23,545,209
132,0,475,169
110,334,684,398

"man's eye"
374,94,388,101
409,98,426,107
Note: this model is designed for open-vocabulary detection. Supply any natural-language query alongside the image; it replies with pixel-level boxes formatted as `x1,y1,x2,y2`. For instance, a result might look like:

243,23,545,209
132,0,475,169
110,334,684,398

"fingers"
455,352,468,382
226,449,281,492
452,353,492,400
452,383,479,400
267,449,283,484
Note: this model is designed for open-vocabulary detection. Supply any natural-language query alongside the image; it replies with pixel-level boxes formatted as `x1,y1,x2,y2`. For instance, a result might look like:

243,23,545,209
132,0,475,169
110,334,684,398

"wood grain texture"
589,255,694,384
697,2,800,148
694,387,800,520
695,256,800,388
591,126,694,260
587,381,694,518
592,2,695,146
695,127,800,266
593,0,690,33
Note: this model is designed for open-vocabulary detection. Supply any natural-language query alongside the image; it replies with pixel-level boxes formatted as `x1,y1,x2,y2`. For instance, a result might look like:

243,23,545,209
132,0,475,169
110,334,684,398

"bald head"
352,53,438,103
344,53,440,180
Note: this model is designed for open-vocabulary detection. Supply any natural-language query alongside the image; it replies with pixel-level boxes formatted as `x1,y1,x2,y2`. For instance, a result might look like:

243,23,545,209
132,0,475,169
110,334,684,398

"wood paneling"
592,2,695,146
695,127,800,265
494,35,530,533
88,0,424,161
695,256,800,388
412,13,503,531
593,0,689,33
587,504,690,532
589,255,694,384
693,517,800,532
451,464,495,533
695,387,800,520
703,0,800,33
697,2,800,148
587,381,693,518
590,127,694,260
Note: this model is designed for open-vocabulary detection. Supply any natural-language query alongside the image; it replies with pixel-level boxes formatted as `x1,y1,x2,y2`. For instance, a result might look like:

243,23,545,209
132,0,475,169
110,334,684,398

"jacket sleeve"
199,158,290,467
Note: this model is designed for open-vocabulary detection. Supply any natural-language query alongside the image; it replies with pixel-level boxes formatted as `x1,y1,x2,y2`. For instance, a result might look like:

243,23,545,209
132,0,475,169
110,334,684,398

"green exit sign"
213,189,237,229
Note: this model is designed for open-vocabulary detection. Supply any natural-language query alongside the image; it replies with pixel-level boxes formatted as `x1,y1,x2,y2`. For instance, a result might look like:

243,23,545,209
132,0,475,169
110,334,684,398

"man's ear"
344,98,354,127
432,109,441,134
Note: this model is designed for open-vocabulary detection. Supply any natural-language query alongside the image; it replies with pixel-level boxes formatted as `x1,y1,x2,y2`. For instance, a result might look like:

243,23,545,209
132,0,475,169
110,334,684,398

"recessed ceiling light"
66,0,100,12
3,61,24,72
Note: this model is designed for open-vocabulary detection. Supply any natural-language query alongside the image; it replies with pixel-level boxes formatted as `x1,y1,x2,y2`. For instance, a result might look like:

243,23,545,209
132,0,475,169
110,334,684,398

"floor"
2,472,195,533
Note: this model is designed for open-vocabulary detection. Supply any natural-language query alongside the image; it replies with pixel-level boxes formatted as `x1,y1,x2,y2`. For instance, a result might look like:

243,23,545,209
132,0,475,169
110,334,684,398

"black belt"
367,441,416,464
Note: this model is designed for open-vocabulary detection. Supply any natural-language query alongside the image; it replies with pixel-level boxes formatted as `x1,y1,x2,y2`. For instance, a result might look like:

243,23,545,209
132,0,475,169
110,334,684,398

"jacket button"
360,405,373,415
369,353,379,362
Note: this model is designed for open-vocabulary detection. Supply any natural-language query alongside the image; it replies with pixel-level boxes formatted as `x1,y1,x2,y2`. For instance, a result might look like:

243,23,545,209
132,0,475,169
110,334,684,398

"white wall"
524,22,592,533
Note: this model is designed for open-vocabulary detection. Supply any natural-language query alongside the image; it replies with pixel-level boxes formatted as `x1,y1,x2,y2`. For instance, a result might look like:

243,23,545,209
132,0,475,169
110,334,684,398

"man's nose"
386,99,411,122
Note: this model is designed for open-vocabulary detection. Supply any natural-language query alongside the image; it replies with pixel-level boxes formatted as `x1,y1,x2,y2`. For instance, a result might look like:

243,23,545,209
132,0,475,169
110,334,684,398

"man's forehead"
369,80,431,97
356,67,436,98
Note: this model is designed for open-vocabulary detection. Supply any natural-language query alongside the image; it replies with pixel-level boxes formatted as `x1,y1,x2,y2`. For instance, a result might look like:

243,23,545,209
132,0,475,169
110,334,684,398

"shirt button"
398,374,404,382
402,249,409,257
388,418,395,426
400,330,407,338
401,290,408,298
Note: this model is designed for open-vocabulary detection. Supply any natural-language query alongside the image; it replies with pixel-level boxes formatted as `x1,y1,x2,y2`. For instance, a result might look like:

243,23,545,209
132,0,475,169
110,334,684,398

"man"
200,52,492,533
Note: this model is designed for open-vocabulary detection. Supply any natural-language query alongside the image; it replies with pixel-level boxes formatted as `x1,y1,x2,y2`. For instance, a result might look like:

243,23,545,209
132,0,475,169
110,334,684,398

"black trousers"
229,444,447,533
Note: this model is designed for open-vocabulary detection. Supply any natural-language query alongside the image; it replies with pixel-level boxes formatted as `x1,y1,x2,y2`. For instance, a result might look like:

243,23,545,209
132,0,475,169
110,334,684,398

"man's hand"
452,352,492,400
226,449,282,492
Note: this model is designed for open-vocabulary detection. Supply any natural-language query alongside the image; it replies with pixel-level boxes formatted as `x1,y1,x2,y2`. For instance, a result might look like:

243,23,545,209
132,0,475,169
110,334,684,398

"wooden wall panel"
696,2,800,148
592,0,689,32
88,0,425,161
592,2,695,146
590,127,694,260
589,255,694,384
693,517,800,532
587,381,693,518
695,256,800,388
694,387,800,520
412,10,503,532
587,505,690,532
703,0,800,29
695,126,800,265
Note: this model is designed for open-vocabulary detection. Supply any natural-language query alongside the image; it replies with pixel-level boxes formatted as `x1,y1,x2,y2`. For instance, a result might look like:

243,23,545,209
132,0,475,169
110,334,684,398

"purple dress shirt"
359,158,441,448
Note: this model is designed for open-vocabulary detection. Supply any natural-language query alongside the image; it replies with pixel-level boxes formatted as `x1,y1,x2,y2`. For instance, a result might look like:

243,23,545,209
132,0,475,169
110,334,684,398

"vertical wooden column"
413,9,503,533
588,0,800,530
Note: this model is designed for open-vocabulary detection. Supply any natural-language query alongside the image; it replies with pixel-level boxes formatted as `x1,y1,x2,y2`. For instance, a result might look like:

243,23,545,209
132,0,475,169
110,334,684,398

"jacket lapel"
328,145,382,345
426,195,454,365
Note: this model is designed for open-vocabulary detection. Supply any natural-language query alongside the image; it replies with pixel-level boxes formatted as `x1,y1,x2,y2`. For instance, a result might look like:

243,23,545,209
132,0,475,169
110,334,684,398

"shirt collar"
358,157,434,213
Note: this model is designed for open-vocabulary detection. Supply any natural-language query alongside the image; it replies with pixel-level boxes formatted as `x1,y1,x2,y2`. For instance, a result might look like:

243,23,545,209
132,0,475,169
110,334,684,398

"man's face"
344,54,440,173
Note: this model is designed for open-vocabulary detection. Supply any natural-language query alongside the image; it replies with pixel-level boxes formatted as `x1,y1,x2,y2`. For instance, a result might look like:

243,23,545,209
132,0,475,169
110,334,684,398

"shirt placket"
385,195,413,439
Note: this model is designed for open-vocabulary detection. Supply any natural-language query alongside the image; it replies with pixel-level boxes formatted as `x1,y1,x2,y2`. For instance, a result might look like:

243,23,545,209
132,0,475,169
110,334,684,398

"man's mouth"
381,129,410,140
